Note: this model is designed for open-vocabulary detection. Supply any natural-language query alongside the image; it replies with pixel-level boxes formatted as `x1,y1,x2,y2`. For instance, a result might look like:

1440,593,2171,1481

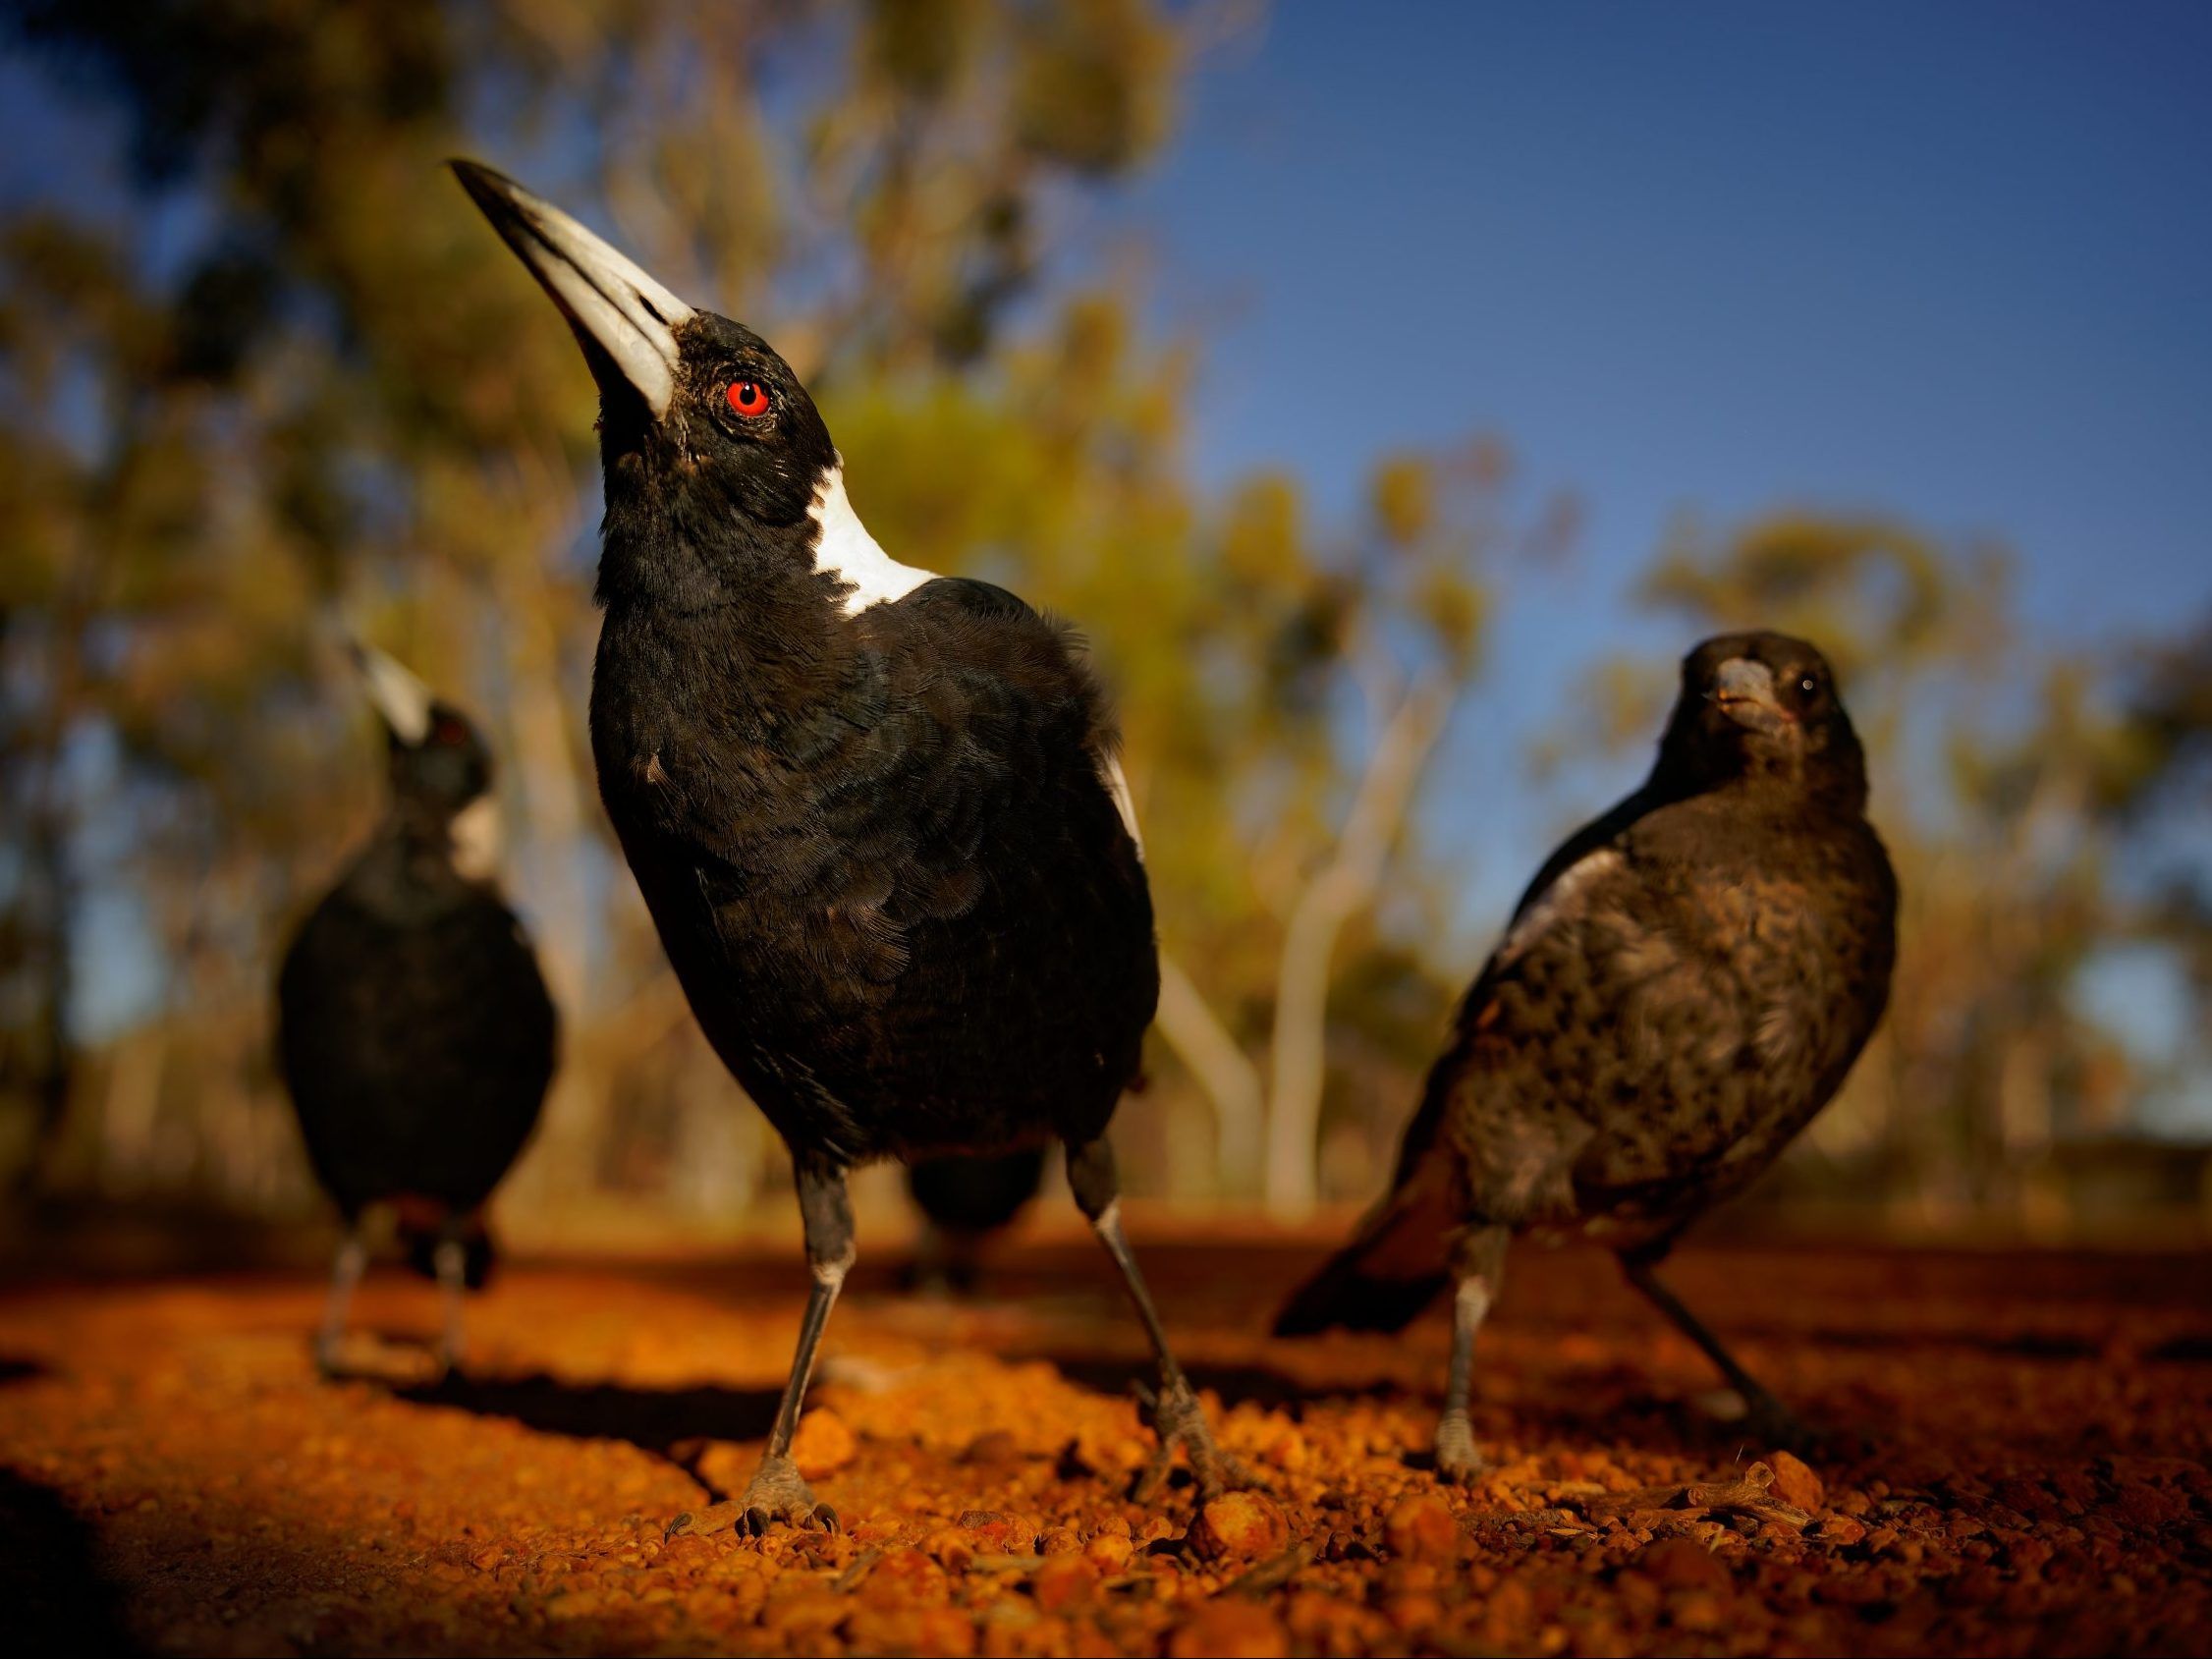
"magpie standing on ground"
454,160,1244,1533
1275,633,1897,1476
277,643,557,1375
904,1148,1049,1296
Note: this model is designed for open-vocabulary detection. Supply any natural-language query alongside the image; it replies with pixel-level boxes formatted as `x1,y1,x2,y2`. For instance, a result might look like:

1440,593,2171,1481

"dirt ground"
0,1228,2206,1657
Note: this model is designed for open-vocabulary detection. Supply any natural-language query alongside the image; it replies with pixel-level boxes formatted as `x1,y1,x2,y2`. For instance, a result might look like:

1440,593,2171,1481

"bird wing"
1386,794,1669,1217
681,576,1149,1000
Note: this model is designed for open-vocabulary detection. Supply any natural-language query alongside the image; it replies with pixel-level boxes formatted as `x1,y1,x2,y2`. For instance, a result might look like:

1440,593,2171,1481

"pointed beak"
349,639,435,746
451,159,695,417
1711,657,1788,733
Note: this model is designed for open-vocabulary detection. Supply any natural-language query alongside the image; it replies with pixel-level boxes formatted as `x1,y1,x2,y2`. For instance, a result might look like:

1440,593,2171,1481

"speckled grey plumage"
1277,631,1897,1471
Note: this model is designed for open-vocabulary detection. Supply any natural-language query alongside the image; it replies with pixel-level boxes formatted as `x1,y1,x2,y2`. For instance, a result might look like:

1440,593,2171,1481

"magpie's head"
352,642,493,820
452,160,838,579
1655,631,1867,807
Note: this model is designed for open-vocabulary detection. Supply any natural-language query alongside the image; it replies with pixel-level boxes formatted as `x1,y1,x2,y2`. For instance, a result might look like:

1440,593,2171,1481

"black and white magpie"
276,643,557,1375
1275,634,1897,1475
453,160,1243,1532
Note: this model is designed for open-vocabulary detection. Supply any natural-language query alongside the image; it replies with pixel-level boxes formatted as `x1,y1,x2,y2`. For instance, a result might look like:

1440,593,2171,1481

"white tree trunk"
1153,953,1267,1194
1262,673,1453,1216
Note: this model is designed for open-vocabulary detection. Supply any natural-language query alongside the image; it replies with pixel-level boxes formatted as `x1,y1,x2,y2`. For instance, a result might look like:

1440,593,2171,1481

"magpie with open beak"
453,160,1242,1532
276,643,557,1376
1275,633,1897,1476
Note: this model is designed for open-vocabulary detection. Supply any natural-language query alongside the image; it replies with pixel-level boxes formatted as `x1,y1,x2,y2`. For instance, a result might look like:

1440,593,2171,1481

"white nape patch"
1496,848,1625,968
448,795,503,883
810,465,936,616
354,643,434,745
1098,750,1144,859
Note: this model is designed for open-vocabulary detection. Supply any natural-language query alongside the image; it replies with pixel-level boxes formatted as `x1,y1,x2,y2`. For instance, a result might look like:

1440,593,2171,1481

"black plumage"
276,645,556,1373
454,160,1242,1532
1275,632,1897,1476
905,1149,1050,1295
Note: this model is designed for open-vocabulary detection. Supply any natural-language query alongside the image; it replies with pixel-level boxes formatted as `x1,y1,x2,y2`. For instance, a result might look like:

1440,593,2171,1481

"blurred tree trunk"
1263,672,1451,1215
1152,953,1264,1194
12,555,99,1192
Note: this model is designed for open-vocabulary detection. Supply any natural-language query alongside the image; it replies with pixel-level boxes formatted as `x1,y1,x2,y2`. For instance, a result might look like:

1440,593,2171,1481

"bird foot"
429,1337,463,1384
1700,1386,1815,1454
668,1455,839,1539
1434,1410,1489,1484
1743,1394,1816,1455
1133,1377,1257,1503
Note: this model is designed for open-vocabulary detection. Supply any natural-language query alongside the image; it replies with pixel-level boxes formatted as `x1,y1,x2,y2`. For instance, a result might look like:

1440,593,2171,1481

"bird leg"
1621,1246,1807,1448
1067,1135,1253,1502
674,1163,851,1539
1435,1225,1509,1482
315,1228,367,1375
431,1234,469,1377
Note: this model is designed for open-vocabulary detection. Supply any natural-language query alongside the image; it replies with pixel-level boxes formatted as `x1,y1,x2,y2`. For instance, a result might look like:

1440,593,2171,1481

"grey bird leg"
1435,1224,1509,1482
1067,1135,1254,1502
315,1228,368,1375
1621,1245,1807,1447
675,1162,852,1538
431,1234,469,1377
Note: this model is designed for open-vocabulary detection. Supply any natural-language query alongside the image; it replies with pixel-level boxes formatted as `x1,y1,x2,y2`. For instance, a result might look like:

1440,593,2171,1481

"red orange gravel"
0,1232,2206,1655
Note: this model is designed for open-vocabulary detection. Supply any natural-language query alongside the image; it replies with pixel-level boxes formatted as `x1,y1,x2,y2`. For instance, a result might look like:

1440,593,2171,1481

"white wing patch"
449,795,503,883
1495,847,1624,968
1098,749,1143,858
811,464,937,616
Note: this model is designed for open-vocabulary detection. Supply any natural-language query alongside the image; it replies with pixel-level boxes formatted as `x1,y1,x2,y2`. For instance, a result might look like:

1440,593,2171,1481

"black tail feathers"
403,1223,495,1290
1272,1247,1446,1337
1271,1160,1462,1337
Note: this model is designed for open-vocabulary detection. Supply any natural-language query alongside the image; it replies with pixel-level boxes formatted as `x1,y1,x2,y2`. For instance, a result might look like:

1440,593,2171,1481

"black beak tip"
448,158,519,216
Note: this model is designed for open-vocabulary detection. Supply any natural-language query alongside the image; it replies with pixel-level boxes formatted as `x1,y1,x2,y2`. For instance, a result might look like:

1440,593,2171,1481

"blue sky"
1113,2,2210,630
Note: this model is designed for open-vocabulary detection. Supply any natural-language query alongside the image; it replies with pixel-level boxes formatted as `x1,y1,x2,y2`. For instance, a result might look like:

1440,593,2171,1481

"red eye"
726,379,771,418
431,715,469,747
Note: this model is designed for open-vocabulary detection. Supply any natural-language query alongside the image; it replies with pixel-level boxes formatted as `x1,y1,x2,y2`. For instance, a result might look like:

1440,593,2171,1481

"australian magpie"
276,643,557,1375
453,160,1243,1532
1275,633,1897,1475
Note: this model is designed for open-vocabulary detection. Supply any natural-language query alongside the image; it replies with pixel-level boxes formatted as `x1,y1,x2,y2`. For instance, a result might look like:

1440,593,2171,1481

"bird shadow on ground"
389,1369,785,1468
1007,1351,1409,1418
1014,1343,1888,1469
0,1467,142,1653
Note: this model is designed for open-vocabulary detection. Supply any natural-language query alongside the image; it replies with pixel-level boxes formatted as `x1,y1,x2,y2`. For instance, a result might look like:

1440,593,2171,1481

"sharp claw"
745,1506,772,1537
665,1511,695,1540
1435,1410,1487,1484
815,1505,841,1533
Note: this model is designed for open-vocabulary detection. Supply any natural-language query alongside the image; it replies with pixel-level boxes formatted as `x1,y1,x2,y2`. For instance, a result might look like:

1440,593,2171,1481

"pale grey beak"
451,159,695,417
350,639,435,746
1712,657,1787,733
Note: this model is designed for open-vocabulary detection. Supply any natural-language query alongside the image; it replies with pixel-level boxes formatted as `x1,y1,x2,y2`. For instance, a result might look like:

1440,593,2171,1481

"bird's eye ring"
726,380,771,418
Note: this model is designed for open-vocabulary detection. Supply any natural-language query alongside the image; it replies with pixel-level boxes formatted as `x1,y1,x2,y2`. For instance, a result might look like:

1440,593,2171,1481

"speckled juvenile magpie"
904,1148,1049,1296
454,160,1244,1532
1275,633,1897,1477
277,643,557,1376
